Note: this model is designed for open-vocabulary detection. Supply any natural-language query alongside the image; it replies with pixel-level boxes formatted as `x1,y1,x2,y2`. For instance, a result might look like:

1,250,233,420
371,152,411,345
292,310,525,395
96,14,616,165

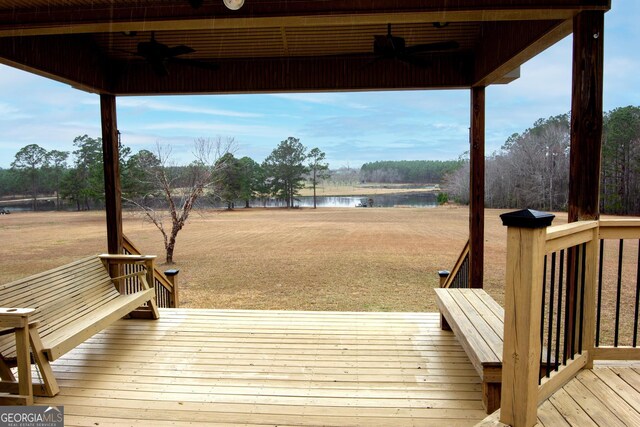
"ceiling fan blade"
405,41,459,54
149,59,169,77
167,45,195,57
169,57,219,71
396,53,432,68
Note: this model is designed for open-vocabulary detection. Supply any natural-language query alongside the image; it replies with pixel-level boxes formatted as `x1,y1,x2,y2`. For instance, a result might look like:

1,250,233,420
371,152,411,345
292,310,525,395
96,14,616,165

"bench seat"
0,255,159,403
434,288,504,414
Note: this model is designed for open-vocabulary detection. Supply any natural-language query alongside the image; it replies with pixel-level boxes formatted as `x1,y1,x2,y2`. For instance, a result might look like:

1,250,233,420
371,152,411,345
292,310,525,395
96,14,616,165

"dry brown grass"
0,207,636,344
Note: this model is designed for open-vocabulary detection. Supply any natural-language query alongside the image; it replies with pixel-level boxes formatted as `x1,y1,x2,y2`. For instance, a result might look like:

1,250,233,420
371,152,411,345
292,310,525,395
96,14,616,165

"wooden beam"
469,86,485,289
568,11,604,222
0,1,610,37
0,35,111,93
473,19,572,87
100,94,123,255
111,54,473,95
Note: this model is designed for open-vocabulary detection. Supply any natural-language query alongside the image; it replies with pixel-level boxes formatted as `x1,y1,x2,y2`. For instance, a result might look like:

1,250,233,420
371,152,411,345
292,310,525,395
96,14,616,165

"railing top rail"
544,221,598,254
598,219,640,239
442,239,469,289
545,221,598,242
598,218,640,228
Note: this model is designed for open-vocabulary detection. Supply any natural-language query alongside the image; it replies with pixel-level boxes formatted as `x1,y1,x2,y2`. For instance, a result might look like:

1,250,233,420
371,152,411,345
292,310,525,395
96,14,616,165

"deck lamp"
223,0,244,10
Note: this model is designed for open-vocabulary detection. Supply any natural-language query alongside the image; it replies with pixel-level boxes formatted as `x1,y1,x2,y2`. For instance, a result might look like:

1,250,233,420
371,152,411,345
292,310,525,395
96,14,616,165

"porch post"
100,94,123,255
469,86,485,288
568,11,604,222
566,11,604,356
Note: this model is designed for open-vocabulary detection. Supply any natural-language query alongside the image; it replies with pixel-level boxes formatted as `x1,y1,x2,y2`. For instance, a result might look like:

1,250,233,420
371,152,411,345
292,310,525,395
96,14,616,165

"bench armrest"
0,308,36,329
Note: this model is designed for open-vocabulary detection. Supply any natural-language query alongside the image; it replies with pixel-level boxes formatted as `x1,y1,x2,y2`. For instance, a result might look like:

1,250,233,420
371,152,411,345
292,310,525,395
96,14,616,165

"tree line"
444,106,640,215
0,135,329,212
360,160,464,184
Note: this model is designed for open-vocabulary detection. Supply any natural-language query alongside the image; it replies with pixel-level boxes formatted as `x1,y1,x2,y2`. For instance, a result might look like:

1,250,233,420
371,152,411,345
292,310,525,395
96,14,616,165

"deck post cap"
500,209,555,228
438,270,450,277
164,269,180,276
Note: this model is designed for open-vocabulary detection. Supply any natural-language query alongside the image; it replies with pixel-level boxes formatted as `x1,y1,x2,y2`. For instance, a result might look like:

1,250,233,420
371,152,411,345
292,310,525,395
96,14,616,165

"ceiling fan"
372,24,459,67
127,33,217,77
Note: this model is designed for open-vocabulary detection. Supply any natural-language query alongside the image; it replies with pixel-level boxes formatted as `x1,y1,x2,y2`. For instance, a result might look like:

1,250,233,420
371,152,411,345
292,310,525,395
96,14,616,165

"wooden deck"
478,364,640,427
536,366,640,426
33,309,488,426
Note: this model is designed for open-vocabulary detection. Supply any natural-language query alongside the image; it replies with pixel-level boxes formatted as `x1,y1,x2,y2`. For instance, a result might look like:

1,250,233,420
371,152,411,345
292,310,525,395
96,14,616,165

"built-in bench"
434,288,504,414
0,254,159,404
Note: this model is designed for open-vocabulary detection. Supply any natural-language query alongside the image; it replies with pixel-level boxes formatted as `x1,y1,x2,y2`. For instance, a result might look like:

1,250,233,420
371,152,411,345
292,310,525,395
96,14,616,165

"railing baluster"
556,249,569,364
540,255,547,383
555,250,564,371
634,239,640,348
570,246,580,358
596,239,604,346
578,243,586,353
614,239,624,347
546,253,556,377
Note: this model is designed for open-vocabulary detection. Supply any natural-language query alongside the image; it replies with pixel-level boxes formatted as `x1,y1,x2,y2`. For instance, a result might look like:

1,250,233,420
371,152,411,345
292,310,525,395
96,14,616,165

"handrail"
122,235,179,308
441,239,470,288
499,215,639,427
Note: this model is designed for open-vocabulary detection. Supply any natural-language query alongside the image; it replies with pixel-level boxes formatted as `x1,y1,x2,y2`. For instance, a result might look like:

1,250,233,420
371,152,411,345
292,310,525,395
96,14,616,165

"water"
248,192,438,208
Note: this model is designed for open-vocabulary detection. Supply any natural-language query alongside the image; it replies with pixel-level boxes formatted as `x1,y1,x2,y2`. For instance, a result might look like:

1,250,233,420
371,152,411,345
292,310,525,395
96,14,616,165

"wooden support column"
568,11,604,222
469,86,485,288
567,11,604,356
100,94,123,255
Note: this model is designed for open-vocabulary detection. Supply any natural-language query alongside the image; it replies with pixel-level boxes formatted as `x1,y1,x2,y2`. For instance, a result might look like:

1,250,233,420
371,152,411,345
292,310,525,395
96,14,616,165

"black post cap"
438,270,450,278
500,209,555,228
164,269,180,276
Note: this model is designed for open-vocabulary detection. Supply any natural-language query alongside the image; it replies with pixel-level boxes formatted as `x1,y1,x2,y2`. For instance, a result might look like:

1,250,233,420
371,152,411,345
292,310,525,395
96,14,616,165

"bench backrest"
0,256,120,359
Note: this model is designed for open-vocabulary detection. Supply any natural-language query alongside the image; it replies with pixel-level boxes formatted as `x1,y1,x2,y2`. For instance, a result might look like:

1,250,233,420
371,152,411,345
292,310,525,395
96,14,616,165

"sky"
0,2,638,170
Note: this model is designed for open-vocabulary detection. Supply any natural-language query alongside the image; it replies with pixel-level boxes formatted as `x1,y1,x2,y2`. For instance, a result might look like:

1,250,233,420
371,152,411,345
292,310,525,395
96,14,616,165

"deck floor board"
32,309,487,426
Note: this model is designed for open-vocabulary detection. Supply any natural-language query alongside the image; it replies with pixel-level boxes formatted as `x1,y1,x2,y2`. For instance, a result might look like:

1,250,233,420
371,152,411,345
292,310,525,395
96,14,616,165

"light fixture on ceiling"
223,0,244,10
433,22,450,29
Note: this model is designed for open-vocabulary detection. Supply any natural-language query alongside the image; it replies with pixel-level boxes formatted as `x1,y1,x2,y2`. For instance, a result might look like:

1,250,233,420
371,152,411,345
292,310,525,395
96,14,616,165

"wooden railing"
122,235,179,308
440,239,470,288
594,219,640,359
498,212,640,427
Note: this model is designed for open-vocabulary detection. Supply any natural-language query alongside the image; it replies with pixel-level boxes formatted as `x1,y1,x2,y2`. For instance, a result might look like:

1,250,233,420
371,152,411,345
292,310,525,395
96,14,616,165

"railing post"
499,209,554,427
164,269,180,308
438,270,451,331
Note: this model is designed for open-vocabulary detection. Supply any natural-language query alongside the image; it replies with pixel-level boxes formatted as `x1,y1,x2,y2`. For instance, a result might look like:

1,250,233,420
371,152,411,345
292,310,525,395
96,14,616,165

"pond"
246,192,439,208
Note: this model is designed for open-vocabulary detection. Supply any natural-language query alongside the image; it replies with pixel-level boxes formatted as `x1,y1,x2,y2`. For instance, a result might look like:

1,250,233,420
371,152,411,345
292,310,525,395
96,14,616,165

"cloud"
0,102,32,120
117,98,263,118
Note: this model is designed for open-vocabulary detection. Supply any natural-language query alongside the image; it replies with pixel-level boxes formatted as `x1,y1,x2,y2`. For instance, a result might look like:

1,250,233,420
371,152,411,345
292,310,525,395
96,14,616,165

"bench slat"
435,287,505,414
43,288,155,360
434,288,502,377
458,289,504,346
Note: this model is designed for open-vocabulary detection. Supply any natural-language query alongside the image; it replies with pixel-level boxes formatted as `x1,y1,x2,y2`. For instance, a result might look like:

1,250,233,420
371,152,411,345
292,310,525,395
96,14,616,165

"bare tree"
128,137,235,264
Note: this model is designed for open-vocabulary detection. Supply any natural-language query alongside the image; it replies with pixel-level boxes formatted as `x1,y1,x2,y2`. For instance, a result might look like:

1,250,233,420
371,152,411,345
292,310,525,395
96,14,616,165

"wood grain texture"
469,86,485,289
568,10,605,222
31,309,490,426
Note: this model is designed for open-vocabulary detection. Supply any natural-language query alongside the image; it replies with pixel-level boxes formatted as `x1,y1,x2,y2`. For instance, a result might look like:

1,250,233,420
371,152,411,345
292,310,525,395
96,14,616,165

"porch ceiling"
0,0,610,95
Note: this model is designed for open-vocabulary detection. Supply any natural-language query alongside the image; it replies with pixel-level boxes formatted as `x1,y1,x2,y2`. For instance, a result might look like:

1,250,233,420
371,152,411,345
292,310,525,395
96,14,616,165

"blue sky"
0,1,638,169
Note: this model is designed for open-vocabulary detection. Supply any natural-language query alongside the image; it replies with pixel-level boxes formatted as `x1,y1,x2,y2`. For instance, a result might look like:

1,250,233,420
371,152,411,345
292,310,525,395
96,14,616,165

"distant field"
0,206,504,312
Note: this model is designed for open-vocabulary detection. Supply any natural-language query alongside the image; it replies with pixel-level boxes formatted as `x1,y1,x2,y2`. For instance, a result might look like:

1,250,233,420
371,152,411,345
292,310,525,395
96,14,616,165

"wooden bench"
434,288,504,414
0,254,159,404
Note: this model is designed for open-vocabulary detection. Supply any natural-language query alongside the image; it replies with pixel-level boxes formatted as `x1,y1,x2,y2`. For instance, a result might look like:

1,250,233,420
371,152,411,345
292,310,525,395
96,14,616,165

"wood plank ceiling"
0,0,610,95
